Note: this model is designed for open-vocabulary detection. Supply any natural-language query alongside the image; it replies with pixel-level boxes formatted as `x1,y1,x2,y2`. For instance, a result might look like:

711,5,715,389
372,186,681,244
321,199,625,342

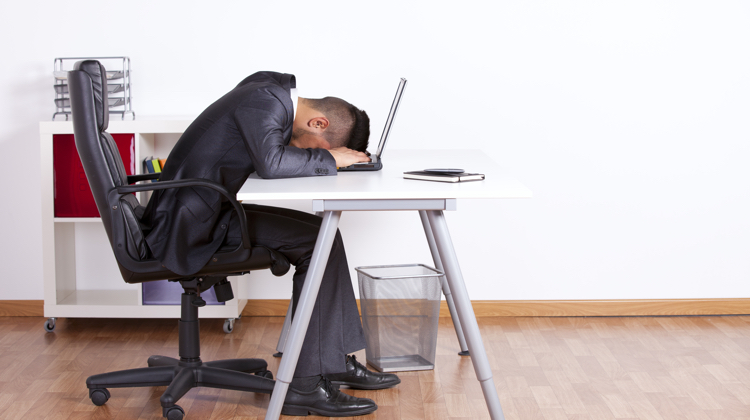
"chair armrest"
127,173,161,183
116,179,251,249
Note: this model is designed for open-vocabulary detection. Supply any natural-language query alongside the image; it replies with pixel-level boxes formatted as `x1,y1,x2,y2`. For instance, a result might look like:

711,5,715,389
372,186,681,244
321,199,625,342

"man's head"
290,97,370,152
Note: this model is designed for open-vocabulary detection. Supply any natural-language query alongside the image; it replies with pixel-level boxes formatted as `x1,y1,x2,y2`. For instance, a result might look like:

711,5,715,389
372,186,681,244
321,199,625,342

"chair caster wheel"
255,370,273,379
89,388,110,406
164,405,184,420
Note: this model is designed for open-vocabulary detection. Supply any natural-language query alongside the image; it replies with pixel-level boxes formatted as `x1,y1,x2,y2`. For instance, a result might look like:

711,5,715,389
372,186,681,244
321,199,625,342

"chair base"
86,355,274,417
85,289,275,419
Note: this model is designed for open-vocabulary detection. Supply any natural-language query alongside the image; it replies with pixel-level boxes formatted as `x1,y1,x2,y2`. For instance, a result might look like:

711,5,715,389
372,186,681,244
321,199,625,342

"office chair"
68,60,291,420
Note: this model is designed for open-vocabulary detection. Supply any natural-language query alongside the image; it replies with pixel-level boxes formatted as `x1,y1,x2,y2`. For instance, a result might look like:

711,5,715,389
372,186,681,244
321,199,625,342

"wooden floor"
1,315,749,420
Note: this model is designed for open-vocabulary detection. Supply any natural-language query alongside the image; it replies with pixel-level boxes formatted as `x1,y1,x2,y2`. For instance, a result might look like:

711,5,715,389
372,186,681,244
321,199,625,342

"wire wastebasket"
356,264,443,372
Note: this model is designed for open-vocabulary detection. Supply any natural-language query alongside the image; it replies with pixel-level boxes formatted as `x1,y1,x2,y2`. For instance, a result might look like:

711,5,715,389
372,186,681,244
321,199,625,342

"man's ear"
308,117,329,131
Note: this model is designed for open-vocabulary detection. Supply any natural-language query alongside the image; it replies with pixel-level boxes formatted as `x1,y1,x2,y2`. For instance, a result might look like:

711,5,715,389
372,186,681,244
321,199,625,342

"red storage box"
53,133,135,217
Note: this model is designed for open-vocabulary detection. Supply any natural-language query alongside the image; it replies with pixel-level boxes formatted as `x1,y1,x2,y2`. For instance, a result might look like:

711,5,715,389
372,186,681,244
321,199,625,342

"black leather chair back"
68,61,149,261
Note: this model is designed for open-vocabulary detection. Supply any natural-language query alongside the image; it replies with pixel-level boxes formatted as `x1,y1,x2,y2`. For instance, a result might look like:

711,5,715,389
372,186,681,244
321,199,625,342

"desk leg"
426,210,506,420
264,210,342,420
419,210,470,355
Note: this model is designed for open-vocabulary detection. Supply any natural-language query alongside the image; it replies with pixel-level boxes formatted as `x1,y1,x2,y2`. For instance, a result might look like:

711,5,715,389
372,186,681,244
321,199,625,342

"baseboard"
240,299,291,317
242,298,750,318
3,298,748,318
0,300,44,317
451,299,750,317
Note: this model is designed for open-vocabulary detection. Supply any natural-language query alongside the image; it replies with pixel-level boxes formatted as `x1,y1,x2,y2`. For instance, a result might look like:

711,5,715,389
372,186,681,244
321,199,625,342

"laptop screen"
374,78,407,159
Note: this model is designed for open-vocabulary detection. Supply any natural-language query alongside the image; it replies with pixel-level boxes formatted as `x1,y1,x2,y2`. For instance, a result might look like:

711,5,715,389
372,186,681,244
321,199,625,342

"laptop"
338,77,407,171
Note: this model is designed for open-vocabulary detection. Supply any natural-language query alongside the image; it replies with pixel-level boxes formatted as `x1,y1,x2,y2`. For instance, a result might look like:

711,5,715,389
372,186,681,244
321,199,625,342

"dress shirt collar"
290,87,298,120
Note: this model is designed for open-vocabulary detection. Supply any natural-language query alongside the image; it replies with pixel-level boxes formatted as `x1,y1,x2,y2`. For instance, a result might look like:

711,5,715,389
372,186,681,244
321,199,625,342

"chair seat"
120,244,284,284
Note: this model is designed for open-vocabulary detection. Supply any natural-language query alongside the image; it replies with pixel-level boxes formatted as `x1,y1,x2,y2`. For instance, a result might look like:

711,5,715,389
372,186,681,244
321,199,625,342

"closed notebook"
403,171,485,183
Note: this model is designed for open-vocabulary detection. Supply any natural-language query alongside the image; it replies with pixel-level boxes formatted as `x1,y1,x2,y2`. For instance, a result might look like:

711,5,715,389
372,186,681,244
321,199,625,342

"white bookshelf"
39,119,249,332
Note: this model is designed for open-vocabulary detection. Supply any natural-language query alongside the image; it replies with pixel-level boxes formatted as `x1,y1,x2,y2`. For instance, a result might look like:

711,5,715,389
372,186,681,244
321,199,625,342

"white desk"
237,149,532,420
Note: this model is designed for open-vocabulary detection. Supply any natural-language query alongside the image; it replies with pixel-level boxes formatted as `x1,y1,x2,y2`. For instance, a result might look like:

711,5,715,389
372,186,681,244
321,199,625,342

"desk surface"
237,149,532,201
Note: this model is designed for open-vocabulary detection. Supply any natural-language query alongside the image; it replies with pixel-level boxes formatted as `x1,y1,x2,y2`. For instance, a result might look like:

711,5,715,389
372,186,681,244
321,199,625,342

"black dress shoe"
326,355,401,390
283,377,377,417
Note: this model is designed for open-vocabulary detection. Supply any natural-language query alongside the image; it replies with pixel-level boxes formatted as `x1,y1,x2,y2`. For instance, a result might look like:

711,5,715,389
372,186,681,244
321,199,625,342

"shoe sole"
330,377,401,390
281,404,377,417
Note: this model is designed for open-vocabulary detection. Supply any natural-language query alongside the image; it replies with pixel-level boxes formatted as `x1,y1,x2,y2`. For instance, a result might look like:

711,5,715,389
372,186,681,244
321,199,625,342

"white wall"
1,0,749,301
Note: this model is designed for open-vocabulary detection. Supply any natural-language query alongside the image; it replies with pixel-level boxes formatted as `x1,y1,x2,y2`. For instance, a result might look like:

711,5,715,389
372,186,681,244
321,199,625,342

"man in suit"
143,72,400,417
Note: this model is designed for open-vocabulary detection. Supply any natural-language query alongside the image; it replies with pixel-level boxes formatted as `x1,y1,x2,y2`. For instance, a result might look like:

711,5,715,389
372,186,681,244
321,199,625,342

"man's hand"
328,147,371,168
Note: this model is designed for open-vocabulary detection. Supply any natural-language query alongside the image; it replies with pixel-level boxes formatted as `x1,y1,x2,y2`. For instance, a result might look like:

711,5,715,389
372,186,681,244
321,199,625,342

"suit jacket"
143,72,337,276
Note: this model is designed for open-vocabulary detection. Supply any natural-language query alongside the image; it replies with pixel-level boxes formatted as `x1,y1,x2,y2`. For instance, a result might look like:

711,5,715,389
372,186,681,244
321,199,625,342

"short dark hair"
306,97,370,152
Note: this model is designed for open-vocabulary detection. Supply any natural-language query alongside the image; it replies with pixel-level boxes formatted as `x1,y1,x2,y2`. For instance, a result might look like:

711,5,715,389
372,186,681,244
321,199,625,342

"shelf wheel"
223,318,235,334
44,317,57,332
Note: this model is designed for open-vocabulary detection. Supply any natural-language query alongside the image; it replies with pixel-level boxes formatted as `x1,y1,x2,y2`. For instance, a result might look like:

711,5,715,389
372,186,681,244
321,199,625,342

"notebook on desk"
338,77,407,171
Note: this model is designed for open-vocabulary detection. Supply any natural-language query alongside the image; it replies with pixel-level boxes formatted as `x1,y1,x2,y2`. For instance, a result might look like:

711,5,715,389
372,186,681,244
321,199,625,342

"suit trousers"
239,204,367,377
